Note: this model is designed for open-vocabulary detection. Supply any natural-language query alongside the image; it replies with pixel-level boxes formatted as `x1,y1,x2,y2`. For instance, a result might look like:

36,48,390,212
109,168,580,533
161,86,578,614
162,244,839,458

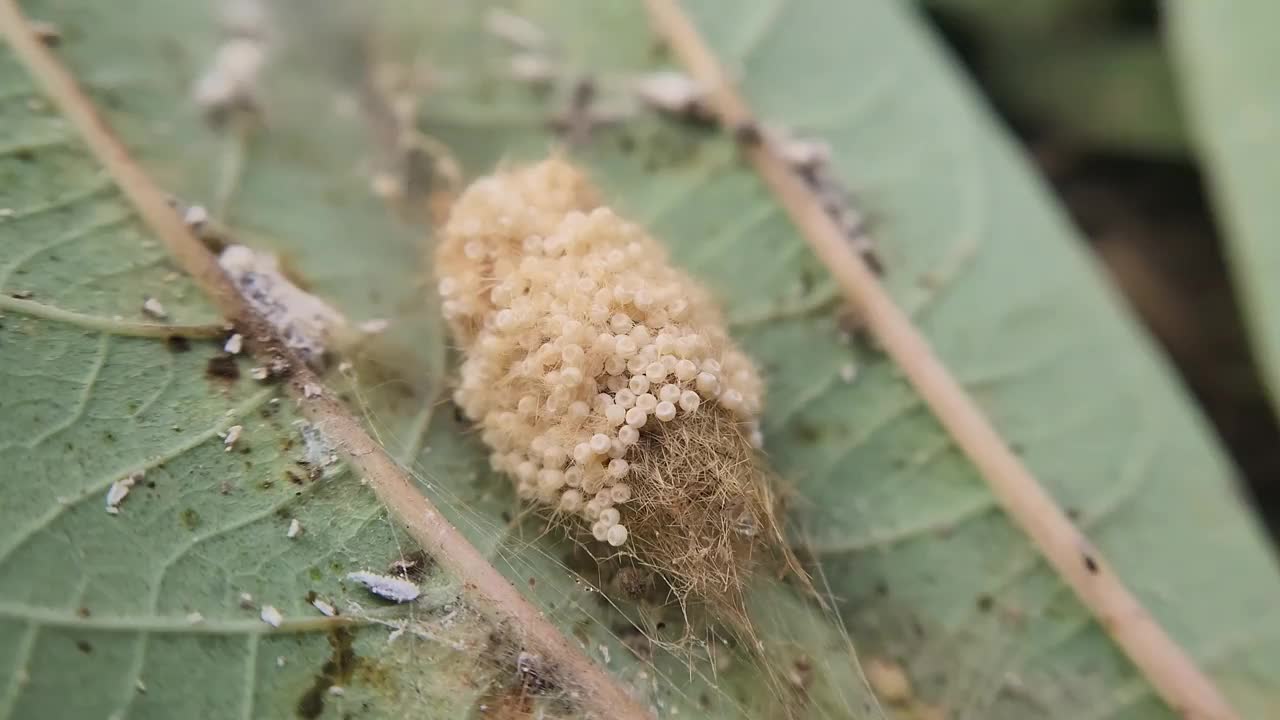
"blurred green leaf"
987,36,1186,157
1168,0,1280,419
922,0,1187,157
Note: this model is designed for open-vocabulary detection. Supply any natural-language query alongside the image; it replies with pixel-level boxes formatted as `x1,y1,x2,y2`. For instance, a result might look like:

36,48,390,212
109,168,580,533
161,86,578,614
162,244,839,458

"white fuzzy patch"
260,605,283,627
218,244,348,366
346,571,420,603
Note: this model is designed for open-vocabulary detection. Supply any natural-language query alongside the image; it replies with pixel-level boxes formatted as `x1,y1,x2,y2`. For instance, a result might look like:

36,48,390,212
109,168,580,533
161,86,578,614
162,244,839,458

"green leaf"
402,0,1280,717
5,1,1279,719
1167,1,1280,420
0,23,521,720
984,35,1187,158
2,0,883,718
921,0,1188,158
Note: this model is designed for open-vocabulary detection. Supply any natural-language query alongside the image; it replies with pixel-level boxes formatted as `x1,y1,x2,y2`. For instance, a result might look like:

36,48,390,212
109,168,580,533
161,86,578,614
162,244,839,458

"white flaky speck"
358,318,389,334
311,597,336,617
276,656,286,668
186,611,205,625
346,571,420,603
223,424,243,450
193,37,265,115
839,363,857,383
328,686,345,697
484,8,545,50
141,297,167,319
260,605,283,627
509,53,556,85
286,518,301,539
774,133,832,171
0,208,15,218
633,71,706,115
239,592,254,608
303,383,322,399
249,366,269,381
224,333,243,354
105,471,142,514
183,204,209,227
369,172,401,200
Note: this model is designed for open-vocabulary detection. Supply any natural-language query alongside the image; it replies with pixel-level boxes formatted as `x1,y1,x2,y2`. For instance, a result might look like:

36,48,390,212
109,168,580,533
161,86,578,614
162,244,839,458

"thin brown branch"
0,5,649,718
642,1,1240,719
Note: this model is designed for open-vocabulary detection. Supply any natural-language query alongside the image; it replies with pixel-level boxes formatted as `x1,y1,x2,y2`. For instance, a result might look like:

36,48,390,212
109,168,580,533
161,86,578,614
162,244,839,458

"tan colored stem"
642,1,1239,719
0,5,649,718
0,294,225,339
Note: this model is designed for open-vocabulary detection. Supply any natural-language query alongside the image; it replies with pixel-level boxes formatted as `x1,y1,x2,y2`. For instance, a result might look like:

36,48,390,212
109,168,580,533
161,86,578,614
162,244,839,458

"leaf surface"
400,1,1280,717
1,0,882,717
4,0,1280,719
1167,0,1280,418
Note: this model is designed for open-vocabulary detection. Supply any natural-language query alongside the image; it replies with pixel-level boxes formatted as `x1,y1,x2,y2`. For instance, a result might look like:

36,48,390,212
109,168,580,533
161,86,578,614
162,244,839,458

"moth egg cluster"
437,160,763,547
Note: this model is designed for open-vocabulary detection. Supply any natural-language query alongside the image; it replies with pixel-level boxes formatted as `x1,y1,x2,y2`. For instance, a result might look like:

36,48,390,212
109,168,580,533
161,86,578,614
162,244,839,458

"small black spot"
452,403,467,424
732,120,762,147
500,511,512,523
1066,507,1082,521
76,606,91,618
205,353,240,381
874,581,889,597
75,640,92,654
1083,554,1099,574
976,594,993,612
285,471,305,485
165,335,191,353
145,480,156,489
14,148,35,162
